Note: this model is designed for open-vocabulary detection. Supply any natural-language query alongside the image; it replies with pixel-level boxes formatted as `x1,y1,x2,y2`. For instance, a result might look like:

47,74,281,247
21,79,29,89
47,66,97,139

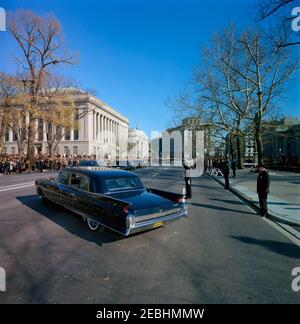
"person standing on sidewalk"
257,164,270,217
231,160,236,178
183,158,194,200
221,159,230,189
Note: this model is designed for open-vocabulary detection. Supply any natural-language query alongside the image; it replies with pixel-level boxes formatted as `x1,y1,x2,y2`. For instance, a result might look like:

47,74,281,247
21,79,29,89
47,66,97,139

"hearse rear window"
104,177,143,192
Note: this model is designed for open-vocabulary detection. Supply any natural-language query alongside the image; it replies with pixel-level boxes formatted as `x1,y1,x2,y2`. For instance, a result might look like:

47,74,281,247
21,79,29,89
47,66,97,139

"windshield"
103,176,144,192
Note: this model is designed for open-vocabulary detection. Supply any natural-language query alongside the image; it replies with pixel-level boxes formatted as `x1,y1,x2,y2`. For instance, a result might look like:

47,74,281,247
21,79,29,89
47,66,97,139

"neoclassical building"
128,128,149,162
2,89,129,160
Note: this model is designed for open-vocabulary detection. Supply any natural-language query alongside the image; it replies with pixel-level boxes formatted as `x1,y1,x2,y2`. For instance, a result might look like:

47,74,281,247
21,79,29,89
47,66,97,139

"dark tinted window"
79,174,90,192
104,176,143,192
70,173,90,191
70,173,81,188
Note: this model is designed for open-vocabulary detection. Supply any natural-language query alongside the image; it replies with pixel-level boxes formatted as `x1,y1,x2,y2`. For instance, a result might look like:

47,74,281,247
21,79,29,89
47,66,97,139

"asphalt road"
0,167,299,304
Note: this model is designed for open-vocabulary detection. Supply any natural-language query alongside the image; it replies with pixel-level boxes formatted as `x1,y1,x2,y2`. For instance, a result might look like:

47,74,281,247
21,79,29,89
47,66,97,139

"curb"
206,172,300,228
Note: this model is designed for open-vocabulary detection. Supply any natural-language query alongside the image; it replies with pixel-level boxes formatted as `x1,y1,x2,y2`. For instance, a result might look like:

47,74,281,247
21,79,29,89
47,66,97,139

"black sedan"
35,167,188,236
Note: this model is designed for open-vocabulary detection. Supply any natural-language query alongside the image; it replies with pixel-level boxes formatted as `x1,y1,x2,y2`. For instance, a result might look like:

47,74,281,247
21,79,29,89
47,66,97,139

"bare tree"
39,75,78,157
0,73,28,157
8,10,74,170
222,28,298,164
255,0,300,47
257,0,296,20
191,26,257,168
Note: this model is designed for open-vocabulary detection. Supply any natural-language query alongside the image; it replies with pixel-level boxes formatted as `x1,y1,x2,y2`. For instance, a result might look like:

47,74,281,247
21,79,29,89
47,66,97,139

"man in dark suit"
257,164,270,217
231,160,236,178
221,159,230,189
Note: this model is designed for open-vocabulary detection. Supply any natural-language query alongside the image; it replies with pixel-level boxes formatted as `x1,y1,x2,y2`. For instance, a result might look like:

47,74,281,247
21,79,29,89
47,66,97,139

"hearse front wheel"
87,218,99,231
37,188,48,204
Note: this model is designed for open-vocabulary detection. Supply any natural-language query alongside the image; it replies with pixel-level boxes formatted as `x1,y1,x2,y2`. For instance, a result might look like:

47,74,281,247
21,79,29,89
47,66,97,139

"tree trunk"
228,133,234,160
0,136,4,155
27,114,36,172
236,135,244,169
17,142,25,160
0,119,5,155
254,112,264,165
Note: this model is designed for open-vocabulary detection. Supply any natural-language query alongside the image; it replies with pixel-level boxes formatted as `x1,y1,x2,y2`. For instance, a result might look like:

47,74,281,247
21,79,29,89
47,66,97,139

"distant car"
35,167,187,236
78,160,105,167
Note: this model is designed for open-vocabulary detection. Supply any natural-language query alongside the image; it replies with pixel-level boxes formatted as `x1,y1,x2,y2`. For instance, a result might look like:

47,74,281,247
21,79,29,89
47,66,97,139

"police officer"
257,164,270,217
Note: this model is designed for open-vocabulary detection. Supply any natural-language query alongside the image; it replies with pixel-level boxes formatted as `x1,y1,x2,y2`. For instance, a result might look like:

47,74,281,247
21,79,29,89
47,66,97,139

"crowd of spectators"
0,154,97,175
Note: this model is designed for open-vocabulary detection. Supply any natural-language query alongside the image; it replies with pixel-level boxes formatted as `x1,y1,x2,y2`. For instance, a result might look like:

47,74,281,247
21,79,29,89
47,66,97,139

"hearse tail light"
177,196,185,203
123,206,129,214
126,215,135,229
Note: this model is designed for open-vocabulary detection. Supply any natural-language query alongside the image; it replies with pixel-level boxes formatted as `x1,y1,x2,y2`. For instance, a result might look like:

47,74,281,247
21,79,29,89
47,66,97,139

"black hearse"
35,167,187,236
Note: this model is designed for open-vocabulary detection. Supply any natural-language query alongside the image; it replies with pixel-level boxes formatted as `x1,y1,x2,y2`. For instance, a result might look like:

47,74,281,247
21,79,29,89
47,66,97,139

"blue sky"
1,0,299,136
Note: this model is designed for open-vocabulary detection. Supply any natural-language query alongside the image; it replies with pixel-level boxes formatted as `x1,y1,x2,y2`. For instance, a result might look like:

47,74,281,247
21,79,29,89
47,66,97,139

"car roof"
63,167,136,178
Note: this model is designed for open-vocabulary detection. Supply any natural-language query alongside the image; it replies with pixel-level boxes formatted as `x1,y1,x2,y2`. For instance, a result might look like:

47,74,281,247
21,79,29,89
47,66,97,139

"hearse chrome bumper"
126,206,187,236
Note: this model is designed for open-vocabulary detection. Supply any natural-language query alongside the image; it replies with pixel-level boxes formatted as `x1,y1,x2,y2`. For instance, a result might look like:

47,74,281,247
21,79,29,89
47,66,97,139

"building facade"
150,117,210,168
263,118,300,167
223,117,300,167
225,133,255,164
2,89,129,160
128,128,149,162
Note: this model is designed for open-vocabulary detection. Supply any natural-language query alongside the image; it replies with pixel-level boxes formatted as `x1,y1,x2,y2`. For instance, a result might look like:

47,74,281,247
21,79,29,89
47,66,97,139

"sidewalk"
207,168,300,227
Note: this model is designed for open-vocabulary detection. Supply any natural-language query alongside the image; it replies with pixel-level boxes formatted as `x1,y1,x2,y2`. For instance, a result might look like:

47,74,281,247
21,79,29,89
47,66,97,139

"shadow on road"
189,202,255,215
210,198,245,206
230,236,300,258
16,194,124,246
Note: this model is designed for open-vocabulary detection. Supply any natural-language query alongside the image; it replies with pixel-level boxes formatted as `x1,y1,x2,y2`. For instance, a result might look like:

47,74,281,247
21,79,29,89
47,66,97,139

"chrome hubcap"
87,218,99,231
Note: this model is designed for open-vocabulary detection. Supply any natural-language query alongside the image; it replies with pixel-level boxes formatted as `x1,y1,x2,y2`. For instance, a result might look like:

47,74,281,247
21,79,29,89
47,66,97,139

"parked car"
78,160,106,167
35,167,187,236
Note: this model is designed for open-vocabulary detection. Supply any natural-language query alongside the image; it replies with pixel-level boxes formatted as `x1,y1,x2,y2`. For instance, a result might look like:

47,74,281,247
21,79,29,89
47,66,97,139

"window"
73,146,78,155
64,146,69,156
79,174,90,192
65,129,70,141
69,173,90,191
74,129,79,140
38,119,43,141
5,130,9,142
58,171,70,185
11,147,15,155
74,111,79,140
104,176,143,192
70,173,81,188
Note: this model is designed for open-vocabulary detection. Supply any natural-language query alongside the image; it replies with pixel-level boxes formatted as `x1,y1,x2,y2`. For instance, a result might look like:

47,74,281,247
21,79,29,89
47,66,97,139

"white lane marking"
0,183,35,192
152,173,159,177
0,181,34,189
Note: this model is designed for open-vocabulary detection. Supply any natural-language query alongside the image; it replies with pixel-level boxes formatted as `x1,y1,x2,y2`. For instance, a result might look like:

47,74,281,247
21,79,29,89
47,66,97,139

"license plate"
153,221,164,228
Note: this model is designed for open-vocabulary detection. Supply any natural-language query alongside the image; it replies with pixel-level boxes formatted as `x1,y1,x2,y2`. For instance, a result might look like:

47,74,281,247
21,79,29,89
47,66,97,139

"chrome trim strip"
133,210,185,229
135,207,181,222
